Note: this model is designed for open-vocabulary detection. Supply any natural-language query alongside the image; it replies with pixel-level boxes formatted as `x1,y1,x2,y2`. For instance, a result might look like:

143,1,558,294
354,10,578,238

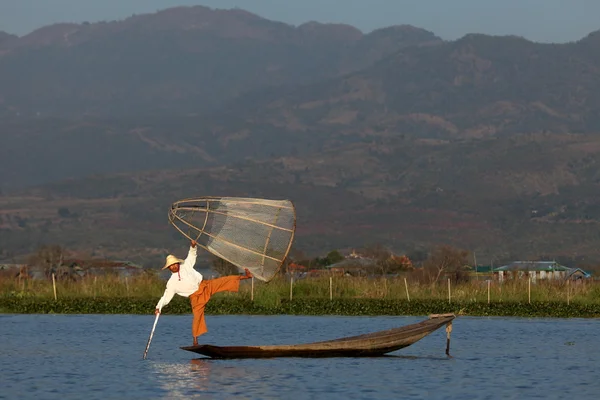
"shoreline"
1,297,599,318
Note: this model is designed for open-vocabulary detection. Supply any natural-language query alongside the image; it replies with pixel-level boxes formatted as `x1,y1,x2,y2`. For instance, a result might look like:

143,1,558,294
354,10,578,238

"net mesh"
168,197,296,282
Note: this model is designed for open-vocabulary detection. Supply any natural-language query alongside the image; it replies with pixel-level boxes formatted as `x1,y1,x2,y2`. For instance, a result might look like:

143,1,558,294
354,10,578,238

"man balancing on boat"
155,239,253,346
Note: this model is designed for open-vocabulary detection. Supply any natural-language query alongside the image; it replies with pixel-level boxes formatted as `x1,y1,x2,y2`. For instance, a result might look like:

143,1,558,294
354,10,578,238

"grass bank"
1,274,599,318
1,296,600,318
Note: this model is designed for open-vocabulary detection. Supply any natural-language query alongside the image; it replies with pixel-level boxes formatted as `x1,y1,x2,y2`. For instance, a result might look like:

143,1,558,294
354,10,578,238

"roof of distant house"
327,258,377,269
493,261,569,272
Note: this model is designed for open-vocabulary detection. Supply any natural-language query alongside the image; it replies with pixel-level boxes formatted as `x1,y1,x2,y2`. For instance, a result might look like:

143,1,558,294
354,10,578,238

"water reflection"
152,358,281,399
189,358,212,378
150,353,457,399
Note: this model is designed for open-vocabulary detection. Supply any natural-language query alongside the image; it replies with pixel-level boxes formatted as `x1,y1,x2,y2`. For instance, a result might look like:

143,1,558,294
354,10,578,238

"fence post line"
251,277,254,302
404,277,410,302
329,276,333,301
52,273,57,301
448,278,451,303
528,275,531,304
290,276,293,301
487,280,490,304
567,279,570,305
383,278,387,298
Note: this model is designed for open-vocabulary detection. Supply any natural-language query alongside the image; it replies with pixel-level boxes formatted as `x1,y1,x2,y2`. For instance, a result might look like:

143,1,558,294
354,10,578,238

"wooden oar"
143,313,160,360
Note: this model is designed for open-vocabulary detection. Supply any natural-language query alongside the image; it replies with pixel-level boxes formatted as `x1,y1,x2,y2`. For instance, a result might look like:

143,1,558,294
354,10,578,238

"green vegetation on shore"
2,296,600,318
1,273,599,318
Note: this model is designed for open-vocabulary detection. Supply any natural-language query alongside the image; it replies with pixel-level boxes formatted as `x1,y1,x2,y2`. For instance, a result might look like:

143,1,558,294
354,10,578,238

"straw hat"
162,254,184,270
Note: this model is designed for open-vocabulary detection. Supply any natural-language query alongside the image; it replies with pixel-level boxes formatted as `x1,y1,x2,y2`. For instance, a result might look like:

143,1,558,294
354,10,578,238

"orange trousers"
189,275,242,338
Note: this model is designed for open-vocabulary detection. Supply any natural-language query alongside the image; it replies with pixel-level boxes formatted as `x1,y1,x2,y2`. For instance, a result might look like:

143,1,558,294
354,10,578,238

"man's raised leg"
189,269,253,345
204,269,252,295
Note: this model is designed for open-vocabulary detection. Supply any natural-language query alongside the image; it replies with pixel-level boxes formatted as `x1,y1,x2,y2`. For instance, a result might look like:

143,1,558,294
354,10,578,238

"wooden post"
52,273,57,301
329,277,332,301
448,278,451,303
487,280,490,304
94,276,97,298
125,276,129,295
528,275,531,304
404,277,410,302
445,322,453,357
567,279,570,305
251,277,254,301
290,276,293,301
383,278,387,298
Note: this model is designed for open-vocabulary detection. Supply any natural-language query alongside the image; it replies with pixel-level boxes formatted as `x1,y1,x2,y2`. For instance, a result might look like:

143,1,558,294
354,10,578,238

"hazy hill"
4,132,600,265
0,31,16,44
3,8,600,265
5,27,600,189
0,114,348,189
0,6,440,117
227,32,600,139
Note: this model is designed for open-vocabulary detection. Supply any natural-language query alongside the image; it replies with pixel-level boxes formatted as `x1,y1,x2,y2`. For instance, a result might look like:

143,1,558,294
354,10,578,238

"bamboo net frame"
168,196,296,282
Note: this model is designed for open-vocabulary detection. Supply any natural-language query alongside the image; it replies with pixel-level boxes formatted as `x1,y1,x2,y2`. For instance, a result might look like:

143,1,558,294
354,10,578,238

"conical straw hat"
162,254,184,270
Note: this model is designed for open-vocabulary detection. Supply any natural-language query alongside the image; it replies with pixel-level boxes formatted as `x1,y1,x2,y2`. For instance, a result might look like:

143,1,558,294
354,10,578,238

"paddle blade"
143,313,160,360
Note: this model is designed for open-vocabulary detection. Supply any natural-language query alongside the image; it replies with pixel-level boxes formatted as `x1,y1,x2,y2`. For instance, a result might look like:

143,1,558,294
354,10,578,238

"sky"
0,0,599,43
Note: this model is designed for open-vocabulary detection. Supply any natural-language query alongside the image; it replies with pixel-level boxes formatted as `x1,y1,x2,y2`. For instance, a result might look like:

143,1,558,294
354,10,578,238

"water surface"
1,314,598,399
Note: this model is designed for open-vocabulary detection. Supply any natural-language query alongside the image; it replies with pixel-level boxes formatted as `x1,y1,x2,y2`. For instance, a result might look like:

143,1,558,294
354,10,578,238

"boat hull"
180,314,455,359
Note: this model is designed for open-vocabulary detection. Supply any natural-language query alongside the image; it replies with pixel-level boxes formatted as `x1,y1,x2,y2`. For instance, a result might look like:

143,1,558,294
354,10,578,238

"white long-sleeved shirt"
155,246,203,312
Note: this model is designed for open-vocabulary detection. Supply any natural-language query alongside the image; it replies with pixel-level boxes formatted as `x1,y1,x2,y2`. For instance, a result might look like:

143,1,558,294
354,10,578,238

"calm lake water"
0,313,599,399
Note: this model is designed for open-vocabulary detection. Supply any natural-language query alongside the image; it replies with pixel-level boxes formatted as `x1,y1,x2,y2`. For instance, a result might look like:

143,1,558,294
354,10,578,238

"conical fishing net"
168,197,296,282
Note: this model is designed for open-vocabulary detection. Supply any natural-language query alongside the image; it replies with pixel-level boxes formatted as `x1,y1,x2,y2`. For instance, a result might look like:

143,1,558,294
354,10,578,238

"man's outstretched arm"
155,284,175,314
180,240,198,271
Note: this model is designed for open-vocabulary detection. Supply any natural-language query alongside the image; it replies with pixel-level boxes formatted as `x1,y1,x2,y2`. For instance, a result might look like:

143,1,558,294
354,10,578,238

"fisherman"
155,239,253,345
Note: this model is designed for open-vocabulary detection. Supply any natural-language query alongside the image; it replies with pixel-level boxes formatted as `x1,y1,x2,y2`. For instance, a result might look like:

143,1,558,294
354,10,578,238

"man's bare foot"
242,268,253,280
193,337,198,346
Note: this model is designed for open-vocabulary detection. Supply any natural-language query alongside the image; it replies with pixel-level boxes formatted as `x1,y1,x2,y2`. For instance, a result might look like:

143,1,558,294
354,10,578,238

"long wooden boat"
180,313,455,359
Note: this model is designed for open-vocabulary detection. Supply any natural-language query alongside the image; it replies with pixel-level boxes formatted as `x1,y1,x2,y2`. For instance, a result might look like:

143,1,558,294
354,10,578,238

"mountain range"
2,5,600,268
0,5,441,117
